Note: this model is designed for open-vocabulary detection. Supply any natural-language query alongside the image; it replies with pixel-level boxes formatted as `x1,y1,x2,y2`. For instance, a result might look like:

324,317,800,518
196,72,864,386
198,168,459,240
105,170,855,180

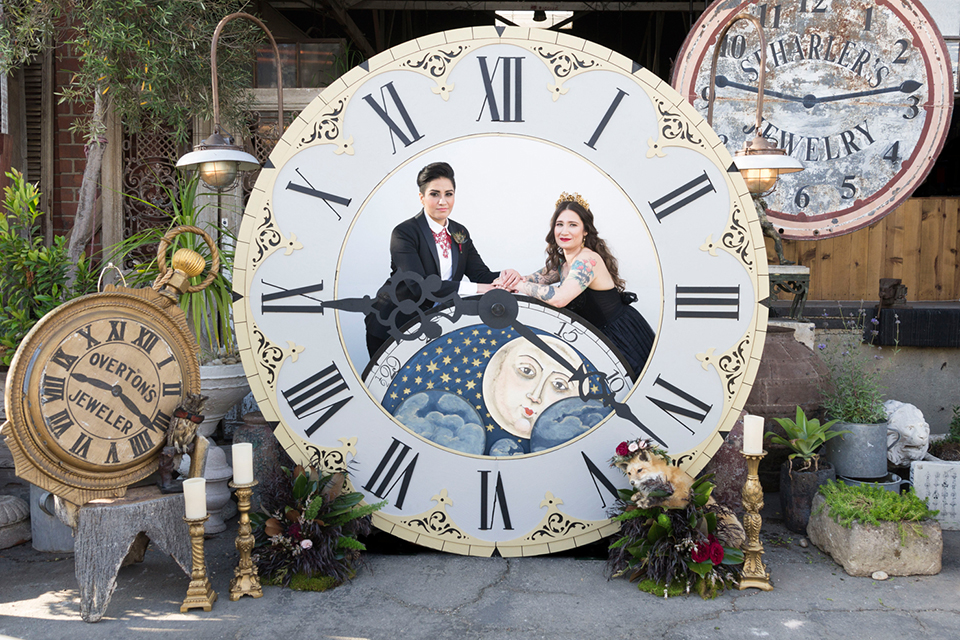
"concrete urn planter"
197,363,250,438
807,494,942,577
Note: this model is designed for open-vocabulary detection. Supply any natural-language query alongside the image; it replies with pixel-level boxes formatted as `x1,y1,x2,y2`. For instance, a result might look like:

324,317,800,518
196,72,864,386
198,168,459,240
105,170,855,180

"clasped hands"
477,269,522,294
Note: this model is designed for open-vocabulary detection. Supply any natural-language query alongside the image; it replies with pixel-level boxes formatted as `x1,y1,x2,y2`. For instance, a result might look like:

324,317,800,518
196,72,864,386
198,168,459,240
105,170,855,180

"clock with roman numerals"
2,286,201,505
673,0,953,239
234,27,769,556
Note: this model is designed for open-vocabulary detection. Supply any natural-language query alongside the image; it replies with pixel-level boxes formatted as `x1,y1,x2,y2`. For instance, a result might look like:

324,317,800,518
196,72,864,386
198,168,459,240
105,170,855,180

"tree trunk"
66,90,108,284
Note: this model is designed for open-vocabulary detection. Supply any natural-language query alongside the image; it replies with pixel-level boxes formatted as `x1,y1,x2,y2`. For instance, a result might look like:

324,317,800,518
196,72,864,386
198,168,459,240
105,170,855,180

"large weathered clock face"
235,27,769,556
672,0,954,239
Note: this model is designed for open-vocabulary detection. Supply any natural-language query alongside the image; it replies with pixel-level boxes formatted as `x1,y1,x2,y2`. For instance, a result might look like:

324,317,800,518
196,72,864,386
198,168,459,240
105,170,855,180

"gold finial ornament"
172,248,207,278
555,192,590,212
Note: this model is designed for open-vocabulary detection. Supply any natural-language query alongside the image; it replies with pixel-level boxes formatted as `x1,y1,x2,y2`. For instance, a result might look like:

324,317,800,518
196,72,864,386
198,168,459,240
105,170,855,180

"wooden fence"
765,198,960,302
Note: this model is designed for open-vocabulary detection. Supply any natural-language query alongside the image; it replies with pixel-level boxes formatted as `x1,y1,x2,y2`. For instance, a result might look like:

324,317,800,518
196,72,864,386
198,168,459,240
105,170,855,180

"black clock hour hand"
814,80,922,105
70,372,113,392
71,373,154,432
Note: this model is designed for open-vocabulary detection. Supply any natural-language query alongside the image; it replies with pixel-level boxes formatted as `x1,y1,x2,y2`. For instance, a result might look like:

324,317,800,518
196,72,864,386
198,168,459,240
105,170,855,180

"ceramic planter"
779,460,836,534
823,421,892,480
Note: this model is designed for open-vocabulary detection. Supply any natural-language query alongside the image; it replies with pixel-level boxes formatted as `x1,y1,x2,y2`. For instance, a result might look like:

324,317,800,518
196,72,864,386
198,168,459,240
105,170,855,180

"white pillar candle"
743,414,765,454
183,477,207,519
233,442,254,485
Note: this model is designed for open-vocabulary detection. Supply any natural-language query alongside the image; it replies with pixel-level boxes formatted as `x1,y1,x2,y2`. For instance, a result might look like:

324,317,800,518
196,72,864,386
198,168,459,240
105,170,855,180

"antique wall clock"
672,0,954,239
234,27,769,556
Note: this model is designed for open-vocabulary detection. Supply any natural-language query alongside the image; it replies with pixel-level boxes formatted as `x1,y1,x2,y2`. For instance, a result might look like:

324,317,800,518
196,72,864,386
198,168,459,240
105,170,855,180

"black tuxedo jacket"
365,211,498,340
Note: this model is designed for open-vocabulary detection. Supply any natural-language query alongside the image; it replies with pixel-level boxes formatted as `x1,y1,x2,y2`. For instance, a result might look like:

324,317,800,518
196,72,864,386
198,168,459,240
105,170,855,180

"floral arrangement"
607,473,744,599
610,438,671,467
817,306,897,424
250,464,385,590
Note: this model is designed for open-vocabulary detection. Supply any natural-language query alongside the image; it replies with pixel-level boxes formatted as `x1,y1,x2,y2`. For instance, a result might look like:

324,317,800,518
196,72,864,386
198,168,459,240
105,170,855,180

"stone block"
807,494,942,577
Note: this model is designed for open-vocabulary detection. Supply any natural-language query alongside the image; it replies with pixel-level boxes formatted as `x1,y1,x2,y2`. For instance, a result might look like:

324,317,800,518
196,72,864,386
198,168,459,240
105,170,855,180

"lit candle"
743,414,765,454
183,477,207,519
233,442,254,485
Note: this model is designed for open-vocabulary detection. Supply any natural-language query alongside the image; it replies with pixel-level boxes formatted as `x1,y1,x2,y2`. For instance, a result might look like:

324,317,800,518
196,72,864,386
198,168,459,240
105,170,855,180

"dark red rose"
692,542,710,564
616,442,631,457
288,523,302,540
710,542,725,565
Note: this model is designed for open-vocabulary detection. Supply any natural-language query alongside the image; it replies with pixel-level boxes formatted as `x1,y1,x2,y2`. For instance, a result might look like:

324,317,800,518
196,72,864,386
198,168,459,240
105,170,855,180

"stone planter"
779,460,836,534
807,493,942,577
910,459,960,530
198,363,251,438
823,421,891,480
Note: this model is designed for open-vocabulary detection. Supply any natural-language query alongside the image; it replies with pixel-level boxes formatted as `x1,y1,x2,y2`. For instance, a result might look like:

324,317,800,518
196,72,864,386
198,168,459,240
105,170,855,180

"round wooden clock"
234,27,769,556
672,0,954,239
2,286,201,505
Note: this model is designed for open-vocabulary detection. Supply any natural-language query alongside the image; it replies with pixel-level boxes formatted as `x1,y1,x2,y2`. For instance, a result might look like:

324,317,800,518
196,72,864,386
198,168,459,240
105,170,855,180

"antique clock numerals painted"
673,0,953,239
234,28,769,556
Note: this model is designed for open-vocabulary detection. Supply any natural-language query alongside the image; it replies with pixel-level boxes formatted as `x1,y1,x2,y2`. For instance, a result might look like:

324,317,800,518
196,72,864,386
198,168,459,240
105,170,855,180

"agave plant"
767,406,848,472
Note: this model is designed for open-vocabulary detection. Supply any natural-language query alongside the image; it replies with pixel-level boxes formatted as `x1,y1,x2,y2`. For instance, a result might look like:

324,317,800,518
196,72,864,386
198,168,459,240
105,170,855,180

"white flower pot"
198,363,250,438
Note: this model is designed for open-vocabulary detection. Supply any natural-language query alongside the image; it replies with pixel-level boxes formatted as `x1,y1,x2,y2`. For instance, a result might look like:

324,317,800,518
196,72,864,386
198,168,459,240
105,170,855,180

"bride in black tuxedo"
502,192,655,379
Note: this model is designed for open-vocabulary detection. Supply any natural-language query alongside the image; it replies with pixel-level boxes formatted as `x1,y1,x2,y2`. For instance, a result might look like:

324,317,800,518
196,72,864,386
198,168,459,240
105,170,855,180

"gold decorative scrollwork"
251,204,303,271
399,489,470,540
533,46,599,101
401,46,469,101
306,437,358,473
253,326,303,391
697,334,750,407
647,96,706,154
721,202,754,271
524,493,590,541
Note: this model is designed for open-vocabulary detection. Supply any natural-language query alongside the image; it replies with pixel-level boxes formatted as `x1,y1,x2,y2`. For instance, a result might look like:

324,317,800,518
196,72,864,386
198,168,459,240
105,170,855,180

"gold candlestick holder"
229,480,263,600
181,515,218,612
739,450,773,591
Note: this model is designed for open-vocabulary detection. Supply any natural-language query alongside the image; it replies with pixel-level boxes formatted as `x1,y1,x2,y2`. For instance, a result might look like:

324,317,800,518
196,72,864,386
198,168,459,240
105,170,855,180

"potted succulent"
107,171,249,438
816,308,891,480
767,406,847,533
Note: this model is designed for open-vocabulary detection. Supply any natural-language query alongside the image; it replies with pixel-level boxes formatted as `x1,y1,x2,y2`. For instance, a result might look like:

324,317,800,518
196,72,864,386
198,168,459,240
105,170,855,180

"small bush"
818,480,939,545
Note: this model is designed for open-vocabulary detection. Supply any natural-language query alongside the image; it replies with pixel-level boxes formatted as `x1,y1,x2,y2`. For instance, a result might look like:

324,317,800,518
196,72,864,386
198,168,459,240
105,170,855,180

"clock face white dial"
235,27,769,556
672,0,954,239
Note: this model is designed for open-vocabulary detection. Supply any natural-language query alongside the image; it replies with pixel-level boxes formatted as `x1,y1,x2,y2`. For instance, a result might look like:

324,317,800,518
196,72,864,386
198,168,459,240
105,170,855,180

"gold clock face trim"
3,289,201,504
235,26,769,555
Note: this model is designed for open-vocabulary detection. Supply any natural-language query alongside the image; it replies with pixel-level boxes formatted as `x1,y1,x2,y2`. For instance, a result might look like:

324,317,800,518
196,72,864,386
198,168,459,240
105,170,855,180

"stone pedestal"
232,412,280,511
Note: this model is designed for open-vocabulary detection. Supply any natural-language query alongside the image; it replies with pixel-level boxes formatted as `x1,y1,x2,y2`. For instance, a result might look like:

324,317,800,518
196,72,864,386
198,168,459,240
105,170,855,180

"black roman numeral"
51,347,78,370
649,171,717,221
675,285,740,320
76,324,101,349
106,442,119,464
477,56,523,122
582,452,620,509
286,168,351,220
282,363,353,436
584,88,629,150
362,81,423,153
107,320,127,342
162,382,182,397
362,438,418,509
153,410,171,433
261,280,325,314
157,354,176,370
646,375,713,435
47,409,74,438
131,326,161,354
479,470,513,531
69,433,93,459
42,375,66,402
129,430,155,457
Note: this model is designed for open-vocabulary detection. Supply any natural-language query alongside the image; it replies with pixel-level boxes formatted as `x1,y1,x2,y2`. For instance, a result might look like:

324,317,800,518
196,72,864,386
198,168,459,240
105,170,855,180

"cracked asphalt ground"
1,497,959,640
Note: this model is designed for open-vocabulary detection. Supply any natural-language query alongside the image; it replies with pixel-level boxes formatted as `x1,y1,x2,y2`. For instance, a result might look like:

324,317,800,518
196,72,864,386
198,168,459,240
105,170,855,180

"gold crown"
556,191,590,211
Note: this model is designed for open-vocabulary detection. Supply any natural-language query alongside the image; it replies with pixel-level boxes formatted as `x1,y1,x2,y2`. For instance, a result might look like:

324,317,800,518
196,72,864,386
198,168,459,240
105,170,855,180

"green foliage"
817,480,939,545
817,306,889,424
0,0,259,145
608,476,743,599
943,406,960,445
0,170,97,365
288,573,339,592
767,406,848,471
250,464,385,589
104,172,236,359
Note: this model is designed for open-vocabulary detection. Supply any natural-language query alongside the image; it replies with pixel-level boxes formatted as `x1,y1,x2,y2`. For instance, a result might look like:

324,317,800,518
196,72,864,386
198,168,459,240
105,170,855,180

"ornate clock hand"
113,387,157,432
70,372,113,392
712,75,806,104
814,80,922,105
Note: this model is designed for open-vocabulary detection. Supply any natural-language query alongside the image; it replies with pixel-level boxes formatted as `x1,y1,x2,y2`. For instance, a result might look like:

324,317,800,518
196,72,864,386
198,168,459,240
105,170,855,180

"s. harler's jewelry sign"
673,0,954,240
234,27,769,556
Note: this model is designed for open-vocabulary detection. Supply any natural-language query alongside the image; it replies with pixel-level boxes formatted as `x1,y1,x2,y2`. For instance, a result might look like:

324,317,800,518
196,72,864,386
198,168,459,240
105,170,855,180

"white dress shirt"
425,216,479,295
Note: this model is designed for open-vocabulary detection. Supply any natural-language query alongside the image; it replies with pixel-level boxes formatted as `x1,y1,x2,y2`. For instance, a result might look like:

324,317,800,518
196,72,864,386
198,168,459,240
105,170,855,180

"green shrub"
818,480,939,545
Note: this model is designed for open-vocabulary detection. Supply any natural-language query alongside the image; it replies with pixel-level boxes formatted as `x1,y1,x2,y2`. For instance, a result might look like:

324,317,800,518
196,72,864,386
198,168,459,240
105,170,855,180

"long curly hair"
544,200,625,291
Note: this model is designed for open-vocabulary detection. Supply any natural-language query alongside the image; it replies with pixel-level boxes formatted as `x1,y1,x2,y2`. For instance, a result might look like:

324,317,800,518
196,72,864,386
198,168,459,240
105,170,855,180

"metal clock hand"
70,371,113,392
70,372,155,432
712,75,807,104
814,80,922,105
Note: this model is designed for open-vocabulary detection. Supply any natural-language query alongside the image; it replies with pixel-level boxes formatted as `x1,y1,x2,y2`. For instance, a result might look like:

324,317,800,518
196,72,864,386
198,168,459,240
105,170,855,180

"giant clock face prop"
2,287,201,505
235,27,769,556
672,0,954,239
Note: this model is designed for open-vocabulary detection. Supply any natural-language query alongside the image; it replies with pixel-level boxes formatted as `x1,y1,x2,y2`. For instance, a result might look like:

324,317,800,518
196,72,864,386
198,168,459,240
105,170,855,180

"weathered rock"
807,494,942,577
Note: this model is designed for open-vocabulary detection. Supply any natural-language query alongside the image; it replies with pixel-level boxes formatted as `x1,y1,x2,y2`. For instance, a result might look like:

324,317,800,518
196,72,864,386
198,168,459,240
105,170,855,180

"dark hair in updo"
544,200,626,291
417,162,456,193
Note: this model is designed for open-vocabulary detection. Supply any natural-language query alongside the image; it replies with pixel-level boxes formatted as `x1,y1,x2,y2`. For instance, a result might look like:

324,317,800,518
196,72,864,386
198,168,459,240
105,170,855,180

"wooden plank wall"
765,198,960,301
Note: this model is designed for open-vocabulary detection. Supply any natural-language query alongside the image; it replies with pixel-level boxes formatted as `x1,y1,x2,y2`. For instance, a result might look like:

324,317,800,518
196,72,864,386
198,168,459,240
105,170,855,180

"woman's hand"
497,269,522,289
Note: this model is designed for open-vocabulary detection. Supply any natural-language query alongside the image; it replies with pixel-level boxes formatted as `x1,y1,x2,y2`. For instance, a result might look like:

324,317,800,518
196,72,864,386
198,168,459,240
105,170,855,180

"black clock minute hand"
814,80,922,105
71,372,155,432
713,75,806,104
474,290,667,447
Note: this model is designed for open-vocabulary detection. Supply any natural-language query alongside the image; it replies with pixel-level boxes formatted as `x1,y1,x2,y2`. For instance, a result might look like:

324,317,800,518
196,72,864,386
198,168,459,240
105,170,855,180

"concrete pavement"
1,497,959,640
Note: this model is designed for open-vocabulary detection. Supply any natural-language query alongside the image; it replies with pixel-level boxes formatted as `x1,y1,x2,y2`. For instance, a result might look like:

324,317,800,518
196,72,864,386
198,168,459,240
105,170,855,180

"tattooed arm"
521,266,562,285
514,256,596,307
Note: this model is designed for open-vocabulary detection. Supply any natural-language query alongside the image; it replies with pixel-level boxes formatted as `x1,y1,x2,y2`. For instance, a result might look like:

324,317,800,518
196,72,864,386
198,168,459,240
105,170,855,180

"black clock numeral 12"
675,285,740,320
131,326,160,354
584,88,629,150
261,280,325,314
649,172,716,221
363,438,418,509
477,56,523,122
582,452,620,509
282,362,353,436
646,375,713,434
362,81,424,153
478,470,513,531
